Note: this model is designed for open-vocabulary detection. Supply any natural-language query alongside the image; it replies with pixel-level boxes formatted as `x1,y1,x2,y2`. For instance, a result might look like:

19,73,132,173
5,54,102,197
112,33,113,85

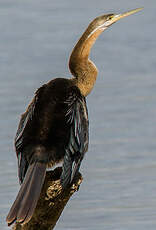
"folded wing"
61,88,89,188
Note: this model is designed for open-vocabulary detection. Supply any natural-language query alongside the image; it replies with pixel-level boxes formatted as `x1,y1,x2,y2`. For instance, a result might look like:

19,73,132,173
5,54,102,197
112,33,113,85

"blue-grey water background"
1,0,156,229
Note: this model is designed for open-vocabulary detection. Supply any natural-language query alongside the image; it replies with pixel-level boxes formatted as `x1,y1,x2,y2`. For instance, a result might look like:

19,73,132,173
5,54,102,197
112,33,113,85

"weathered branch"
12,167,83,230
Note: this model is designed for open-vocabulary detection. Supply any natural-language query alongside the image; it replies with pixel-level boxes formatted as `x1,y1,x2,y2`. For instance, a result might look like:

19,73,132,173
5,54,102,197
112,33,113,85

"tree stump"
12,167,83,230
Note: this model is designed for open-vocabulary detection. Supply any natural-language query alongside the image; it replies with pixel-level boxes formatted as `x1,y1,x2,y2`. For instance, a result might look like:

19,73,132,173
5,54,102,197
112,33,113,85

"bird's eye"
108,15,114,20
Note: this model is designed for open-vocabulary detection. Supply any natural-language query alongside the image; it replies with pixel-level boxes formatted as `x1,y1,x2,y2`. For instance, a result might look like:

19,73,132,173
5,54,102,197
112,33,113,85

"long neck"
69,24,104,96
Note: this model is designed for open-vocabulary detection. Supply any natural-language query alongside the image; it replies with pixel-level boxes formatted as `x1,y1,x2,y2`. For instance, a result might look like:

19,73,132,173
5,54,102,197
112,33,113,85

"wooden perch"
12,167,83,230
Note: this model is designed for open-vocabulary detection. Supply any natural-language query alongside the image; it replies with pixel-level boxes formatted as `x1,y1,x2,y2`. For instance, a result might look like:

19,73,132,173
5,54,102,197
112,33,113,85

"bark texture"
12,167,83,230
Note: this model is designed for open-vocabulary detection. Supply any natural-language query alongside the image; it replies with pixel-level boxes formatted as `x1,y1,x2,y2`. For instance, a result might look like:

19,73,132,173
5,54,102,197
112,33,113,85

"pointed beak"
104,7,143,27
113,7,143,22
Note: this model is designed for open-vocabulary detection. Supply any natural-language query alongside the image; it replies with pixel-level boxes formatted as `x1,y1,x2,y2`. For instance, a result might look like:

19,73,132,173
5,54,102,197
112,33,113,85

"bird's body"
6,7,142,226
16,78,88,181
7,77,89,225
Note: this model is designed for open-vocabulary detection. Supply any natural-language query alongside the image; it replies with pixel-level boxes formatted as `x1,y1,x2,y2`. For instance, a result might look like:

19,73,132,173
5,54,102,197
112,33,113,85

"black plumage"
6,78,89,225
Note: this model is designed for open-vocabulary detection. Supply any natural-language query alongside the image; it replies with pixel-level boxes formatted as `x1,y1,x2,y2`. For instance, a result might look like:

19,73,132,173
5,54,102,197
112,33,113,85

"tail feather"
17,162,46,224
6,162,46,226
6,163,35,225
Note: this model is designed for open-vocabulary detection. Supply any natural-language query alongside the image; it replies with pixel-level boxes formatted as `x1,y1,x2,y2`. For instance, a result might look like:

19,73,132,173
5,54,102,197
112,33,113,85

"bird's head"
69,7,143,96
86,8,143,40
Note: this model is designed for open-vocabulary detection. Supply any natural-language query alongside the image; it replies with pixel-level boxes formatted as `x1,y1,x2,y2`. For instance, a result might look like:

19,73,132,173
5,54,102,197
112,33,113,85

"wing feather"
15,94,38,183
61,89,89,188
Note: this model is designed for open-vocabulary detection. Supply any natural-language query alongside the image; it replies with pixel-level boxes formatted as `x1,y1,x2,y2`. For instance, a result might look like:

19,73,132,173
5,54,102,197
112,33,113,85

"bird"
6,7,143,226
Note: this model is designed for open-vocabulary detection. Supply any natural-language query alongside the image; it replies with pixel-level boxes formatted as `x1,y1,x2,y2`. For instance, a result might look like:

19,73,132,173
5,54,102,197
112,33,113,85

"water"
0,0,156,229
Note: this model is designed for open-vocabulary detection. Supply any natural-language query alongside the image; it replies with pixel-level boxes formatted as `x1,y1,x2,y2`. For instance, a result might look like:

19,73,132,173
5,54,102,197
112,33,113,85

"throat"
68,22,101,97
70,59,98,97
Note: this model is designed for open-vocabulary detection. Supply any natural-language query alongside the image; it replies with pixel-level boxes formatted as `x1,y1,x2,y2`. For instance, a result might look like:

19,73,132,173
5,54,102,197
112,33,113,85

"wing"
15,84,48,184
15,83,48,183
15,97,36,152
60,88,89,188
15,96,37,184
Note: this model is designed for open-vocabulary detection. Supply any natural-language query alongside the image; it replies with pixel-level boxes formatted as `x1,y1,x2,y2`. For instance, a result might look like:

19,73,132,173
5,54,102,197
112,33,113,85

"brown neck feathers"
69,21,105,96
